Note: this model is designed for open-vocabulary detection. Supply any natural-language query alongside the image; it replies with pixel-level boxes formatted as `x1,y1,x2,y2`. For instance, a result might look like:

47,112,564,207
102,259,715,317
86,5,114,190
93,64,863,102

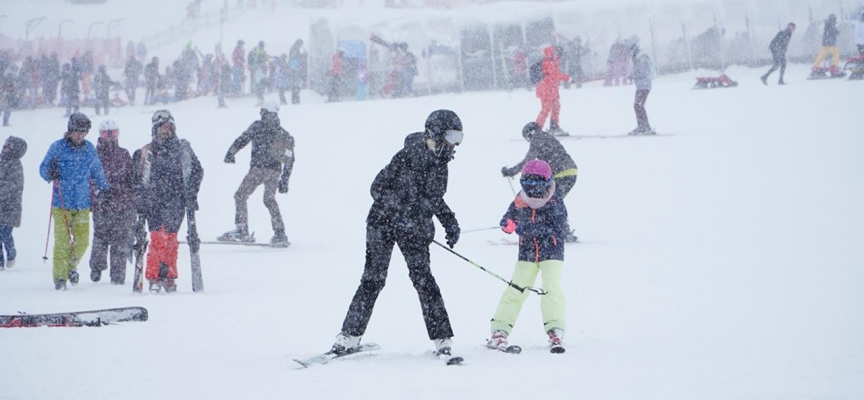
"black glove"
185,197,199,211
48,161,60,181
445,221,460,249
501,166,514,177
224,153,235,164
278,176,289,193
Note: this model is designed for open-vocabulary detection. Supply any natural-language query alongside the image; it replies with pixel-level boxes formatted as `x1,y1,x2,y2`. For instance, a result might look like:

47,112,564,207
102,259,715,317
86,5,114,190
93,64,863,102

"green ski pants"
52,208,91,282
491,260,566,335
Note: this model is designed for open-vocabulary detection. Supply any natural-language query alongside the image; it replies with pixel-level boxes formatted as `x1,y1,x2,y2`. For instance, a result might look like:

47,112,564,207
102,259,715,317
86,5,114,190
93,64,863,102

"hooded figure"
89,120,135,284
535,46,570,135
132,110,203,293
0,136,27,270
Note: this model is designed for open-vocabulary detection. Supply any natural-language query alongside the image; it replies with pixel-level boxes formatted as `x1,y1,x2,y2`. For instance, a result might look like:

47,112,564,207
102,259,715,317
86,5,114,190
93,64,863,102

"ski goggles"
151,110,174,126
443,129,463,146
100,129,119,138
520,175,550,188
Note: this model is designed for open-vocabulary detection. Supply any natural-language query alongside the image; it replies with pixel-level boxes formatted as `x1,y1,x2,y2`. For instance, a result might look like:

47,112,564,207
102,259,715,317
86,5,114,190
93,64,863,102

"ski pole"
506,176,518,197
461,226,500,234
432,240,547,295
42,185,55,264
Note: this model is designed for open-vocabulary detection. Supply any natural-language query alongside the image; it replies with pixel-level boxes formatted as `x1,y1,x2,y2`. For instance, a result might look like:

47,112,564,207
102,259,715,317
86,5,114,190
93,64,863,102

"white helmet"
99,119,119,132
261,101,279,114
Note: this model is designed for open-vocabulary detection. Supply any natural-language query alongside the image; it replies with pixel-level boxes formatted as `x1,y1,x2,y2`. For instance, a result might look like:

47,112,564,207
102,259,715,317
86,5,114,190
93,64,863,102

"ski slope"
1,64,862,400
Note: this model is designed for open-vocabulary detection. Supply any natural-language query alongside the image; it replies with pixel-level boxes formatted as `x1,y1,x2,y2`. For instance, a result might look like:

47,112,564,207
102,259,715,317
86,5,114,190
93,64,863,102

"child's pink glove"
501,219,516,234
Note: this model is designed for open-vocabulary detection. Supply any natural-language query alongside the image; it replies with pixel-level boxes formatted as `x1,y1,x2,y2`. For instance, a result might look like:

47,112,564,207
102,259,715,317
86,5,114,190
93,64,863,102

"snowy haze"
1,0,864,399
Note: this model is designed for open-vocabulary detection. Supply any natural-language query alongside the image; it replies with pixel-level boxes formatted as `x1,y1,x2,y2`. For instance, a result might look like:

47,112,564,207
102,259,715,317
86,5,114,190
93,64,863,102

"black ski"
186,209,203,292
293,343,381,368
132,214,148,294
0,307,149,328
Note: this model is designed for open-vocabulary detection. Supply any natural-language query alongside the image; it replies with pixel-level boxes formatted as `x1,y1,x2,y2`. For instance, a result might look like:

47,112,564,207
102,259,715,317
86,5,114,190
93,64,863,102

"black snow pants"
341,221,454,340
764,51,787,81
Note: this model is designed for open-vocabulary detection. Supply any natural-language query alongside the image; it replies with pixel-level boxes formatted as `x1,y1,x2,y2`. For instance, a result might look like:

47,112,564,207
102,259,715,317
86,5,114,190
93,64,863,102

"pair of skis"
0,307,148,328
132,209,203,293
293,343,464,368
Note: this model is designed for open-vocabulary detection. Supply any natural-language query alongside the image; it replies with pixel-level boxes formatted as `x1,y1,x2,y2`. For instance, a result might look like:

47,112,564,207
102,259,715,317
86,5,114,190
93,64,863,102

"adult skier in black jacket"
761,23,796,85
502,122,579,242
219,101,294,247
331,109,463,357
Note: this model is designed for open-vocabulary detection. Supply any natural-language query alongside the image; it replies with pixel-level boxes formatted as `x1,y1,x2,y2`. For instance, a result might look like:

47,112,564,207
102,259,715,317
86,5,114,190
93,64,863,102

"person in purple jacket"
89,119,135,284
39,113,109,290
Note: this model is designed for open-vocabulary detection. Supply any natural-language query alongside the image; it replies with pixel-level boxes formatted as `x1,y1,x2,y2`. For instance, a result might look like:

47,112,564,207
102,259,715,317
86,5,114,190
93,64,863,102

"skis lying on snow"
293,343,382,368
0,307,149,328
488,238,579,246
182,240,288,248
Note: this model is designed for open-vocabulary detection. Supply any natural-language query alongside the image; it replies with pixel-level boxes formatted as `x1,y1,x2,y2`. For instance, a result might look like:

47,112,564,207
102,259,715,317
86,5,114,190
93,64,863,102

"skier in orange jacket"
535,46,570,136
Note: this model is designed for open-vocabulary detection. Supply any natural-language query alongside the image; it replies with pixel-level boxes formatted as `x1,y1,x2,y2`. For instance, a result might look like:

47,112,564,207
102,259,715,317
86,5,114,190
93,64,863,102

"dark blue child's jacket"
500,190,568,262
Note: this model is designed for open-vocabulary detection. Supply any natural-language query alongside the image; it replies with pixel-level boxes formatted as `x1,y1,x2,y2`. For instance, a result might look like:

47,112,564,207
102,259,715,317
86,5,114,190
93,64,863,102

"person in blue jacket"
39,113,109,290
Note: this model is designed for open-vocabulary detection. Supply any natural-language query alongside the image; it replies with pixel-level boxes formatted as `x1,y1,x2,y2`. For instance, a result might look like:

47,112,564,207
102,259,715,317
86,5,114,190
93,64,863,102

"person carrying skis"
490,159,569,353
219,101,294,247
330,109,463,358
89,120,135,284
501,122,578,242
811,14,841,75
132,110,203,293
39,113,109,290
535,46,570,136
0,136,26,271
761,23,796,85
630,43,656,135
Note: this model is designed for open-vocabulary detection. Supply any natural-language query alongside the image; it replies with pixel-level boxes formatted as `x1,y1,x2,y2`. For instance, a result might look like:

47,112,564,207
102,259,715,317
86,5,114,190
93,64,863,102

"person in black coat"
502,122,579,242
330,109,464,357
92,65,114,115
61,63,80,117
761,23,796,85
132,110,203,293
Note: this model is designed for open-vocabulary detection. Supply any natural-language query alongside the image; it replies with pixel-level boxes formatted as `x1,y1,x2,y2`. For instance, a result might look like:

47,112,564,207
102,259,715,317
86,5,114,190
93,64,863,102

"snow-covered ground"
1,64,862,399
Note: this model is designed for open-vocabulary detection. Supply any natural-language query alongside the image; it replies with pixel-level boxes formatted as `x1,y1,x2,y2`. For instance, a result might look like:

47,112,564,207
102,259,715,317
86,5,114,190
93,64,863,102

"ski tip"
446,356,464,365
292,359,310,368
506,345,523,354
550,346,566,354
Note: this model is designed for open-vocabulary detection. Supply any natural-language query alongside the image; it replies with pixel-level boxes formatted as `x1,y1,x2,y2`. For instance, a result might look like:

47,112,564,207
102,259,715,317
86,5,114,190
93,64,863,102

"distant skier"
220,101,294,247
501,122,579,242
761,23,796,85
92,65,114,115
61,63,80,117
329,110,463,358
856,13,864,55
490,159,569,354
39,113,109,290
327,49,344,103
630,43,656,135
132,110,204,293
124,55,143,105
0,136,26,271
811,14,842,76
535,46,570,136
89,120,135,284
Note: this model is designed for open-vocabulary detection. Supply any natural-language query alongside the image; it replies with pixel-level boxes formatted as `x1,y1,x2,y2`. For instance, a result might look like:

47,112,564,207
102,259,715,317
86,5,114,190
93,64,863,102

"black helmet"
522,121,541,140
425,109,462,144
67,112,91,133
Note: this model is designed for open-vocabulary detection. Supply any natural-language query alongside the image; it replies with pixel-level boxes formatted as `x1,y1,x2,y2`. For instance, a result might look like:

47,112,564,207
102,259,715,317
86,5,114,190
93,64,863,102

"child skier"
0,136,26,271
489,159,568,353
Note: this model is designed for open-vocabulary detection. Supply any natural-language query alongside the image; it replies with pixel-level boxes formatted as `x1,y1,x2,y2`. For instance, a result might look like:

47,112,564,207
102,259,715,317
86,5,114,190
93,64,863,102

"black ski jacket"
504,132,578,178
823,20,840,46
769,30,793,54
366,132,458,241
132,134,203,233
225,118,294,174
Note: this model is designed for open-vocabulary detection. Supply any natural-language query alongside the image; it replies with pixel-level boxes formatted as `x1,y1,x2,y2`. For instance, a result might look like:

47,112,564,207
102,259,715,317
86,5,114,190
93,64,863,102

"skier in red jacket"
535,46,570,136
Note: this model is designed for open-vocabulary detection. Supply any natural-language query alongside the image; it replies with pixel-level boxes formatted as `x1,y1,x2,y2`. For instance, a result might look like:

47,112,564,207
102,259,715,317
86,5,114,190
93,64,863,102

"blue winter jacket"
39,137,108,210
500,190,568,262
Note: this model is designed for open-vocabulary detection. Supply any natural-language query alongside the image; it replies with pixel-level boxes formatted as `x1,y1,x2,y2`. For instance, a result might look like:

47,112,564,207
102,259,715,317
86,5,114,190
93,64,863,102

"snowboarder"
39,113,109,290
491,159,568,353
89,120,135,284
330,109,463,357
535,46,570,136
132,110,203,293
630,43,656,135
220,101,294,247
0,136,26,271
761,23,796,85
501,122,579,242
811,14,842,76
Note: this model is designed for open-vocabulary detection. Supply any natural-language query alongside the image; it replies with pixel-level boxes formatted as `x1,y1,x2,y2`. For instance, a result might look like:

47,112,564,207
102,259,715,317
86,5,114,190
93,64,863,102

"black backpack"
529,61,544,84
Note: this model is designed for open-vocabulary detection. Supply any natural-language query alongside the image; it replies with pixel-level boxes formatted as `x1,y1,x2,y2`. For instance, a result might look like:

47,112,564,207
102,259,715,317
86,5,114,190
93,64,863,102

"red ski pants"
145,228,179,280
536,96,560,129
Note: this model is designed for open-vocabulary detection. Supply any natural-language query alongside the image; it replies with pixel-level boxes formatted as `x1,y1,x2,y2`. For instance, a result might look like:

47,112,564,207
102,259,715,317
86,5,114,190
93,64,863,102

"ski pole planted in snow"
42,185,55,264
431,240,547,295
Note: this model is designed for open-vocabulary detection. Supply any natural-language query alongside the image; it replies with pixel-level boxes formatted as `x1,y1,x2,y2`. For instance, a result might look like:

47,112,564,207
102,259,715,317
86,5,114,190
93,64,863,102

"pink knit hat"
522,159,552,180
